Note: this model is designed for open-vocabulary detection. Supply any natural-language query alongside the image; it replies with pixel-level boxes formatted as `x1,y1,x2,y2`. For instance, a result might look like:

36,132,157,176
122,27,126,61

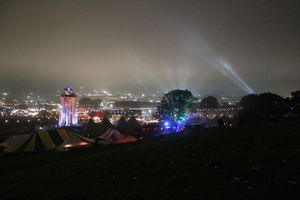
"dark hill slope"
1,120,300,200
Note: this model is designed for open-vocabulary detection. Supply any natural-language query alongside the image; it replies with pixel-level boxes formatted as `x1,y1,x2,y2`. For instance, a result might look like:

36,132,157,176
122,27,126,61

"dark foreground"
1,120,300,200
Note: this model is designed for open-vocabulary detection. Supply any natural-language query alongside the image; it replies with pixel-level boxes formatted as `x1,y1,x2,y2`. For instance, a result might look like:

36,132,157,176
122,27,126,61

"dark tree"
157,90,197,121
99,116,113,132
84,118,98,137
199,96,220,109
87,118,95,126
218,118,225,127
92,99,103,107
240,94,258,109
254,93,285,116
291,90,300,114
238,92,286,122
117,116,130,133
79,98,103,107
114,101,158,108
79,97,93,105
291,90,300,101
127,115,140,133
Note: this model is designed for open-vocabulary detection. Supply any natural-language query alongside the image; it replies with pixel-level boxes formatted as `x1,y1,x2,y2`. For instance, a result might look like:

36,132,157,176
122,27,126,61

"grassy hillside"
1,120,300,200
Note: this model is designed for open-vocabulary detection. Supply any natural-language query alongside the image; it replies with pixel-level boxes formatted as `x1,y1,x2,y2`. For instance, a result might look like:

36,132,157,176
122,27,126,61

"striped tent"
0,134,28,149
56,132,95,151
4,129,94,153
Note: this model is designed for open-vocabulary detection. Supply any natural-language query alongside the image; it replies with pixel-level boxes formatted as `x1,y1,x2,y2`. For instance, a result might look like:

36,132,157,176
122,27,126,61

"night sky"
0,0,299,96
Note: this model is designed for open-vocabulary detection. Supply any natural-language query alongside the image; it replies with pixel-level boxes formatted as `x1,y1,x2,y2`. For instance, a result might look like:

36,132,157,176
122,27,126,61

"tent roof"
4,129,94,153
58,131,94,149
100,128,137,143
1,134,28,147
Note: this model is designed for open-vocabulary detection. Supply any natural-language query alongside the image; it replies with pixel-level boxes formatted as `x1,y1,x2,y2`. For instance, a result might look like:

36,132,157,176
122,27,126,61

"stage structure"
59,86,78,127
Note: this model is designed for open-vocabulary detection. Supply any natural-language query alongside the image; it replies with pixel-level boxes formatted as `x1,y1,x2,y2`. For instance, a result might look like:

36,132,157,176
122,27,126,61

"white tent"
100,128,122,142
99,128,137,143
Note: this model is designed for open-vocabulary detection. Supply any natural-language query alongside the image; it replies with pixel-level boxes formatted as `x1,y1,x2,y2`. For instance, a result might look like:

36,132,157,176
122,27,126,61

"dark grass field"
1,120,300,200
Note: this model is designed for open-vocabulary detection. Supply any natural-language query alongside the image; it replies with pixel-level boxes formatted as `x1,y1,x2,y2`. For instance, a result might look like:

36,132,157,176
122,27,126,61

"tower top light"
62,85,76,97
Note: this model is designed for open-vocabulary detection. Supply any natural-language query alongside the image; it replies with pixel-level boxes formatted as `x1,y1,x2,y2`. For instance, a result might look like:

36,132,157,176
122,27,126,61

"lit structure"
59,86,77,127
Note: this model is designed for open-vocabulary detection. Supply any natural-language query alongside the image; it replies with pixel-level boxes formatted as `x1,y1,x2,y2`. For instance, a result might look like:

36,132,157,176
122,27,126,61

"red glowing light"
79,142,88,146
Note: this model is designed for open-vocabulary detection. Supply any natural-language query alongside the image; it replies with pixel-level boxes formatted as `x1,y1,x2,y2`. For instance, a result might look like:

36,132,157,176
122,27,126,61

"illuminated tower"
59,86,77,127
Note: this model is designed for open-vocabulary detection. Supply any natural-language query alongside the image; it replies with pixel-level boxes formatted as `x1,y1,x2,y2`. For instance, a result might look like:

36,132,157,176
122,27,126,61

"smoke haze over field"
0,0,299,96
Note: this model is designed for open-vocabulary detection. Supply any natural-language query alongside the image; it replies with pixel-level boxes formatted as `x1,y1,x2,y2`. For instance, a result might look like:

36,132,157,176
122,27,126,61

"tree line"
157,89,300,123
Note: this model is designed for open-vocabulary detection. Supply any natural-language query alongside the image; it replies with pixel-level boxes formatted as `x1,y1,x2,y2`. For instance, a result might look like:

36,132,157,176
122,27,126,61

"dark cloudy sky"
0,0,299,96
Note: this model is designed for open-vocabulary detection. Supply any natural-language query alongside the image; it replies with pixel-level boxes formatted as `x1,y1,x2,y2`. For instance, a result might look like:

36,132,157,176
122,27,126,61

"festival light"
59,86,78,127
79,142,88,146
185,33,255,94
216,58,255,94
164,121,170,128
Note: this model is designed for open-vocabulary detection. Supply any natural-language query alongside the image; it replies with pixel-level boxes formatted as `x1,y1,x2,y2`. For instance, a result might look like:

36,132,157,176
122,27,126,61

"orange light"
79,142,88,146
